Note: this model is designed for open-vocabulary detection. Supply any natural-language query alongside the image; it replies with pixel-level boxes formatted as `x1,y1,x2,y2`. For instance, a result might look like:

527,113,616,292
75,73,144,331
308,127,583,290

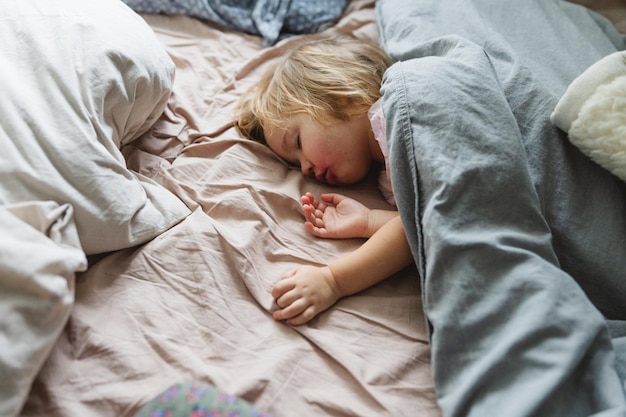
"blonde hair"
235,33,391,143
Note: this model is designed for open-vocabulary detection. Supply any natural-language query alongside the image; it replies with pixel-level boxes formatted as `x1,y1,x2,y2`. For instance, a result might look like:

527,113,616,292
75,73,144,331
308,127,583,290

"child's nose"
300,159,314,177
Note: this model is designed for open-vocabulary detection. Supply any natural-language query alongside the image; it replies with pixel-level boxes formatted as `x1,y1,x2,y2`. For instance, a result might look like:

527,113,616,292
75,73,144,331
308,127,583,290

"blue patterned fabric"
121,0,347,45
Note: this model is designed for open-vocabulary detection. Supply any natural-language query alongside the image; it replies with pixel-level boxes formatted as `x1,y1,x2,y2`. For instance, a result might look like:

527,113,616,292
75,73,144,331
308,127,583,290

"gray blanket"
376,0,626,415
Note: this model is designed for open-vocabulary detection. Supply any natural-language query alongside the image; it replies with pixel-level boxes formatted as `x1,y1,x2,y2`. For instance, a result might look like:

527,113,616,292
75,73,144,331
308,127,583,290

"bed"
1,0,625,416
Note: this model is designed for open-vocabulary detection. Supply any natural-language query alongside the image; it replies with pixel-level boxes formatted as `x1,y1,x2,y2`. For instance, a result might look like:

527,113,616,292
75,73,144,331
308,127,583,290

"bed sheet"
20,1,439,417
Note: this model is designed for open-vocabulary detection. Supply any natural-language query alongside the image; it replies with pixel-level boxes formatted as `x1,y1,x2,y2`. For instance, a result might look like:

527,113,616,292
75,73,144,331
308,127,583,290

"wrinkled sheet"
377,0,626,416
20,1,439,417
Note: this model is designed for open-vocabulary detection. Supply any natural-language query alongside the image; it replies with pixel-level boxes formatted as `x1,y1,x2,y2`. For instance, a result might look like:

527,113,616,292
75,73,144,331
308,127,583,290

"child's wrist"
364,210,383,238
365,209,399,237
324,265,346,298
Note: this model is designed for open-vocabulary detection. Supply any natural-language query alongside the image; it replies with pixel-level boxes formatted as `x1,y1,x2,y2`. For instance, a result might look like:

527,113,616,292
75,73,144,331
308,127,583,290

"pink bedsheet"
21,1,439,416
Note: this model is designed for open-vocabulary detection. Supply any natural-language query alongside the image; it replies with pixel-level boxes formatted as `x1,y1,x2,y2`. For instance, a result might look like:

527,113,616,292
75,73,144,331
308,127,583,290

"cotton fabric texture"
121,0,348,45
552,50,626,183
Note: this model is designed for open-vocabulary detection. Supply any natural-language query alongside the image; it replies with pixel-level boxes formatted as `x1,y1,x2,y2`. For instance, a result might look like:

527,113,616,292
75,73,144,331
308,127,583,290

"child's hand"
301,192,370,239
271,265,342,326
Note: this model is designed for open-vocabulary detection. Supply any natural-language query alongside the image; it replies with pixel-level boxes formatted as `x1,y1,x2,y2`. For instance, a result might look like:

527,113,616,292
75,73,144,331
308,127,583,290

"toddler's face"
264,113,376,185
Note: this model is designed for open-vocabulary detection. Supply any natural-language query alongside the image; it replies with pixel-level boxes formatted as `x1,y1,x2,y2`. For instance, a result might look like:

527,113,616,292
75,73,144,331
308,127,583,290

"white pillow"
0,0,190,255
551,51,626,183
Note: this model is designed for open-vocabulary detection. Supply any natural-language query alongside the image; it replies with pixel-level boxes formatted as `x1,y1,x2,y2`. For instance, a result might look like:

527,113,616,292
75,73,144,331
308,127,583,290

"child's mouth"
320,169,337,185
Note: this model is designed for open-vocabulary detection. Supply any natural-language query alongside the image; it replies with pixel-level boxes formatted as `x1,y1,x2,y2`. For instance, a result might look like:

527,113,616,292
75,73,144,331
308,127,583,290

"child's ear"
334,96,354,118
337,96,348,106
234,105,265,143
250,123,266,144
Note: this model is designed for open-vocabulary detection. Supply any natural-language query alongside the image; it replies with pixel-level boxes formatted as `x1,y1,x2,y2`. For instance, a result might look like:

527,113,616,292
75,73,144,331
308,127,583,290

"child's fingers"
271,274,295,299
302,205,316,222
302,200,322,217
303,207,324,224
320,193,346,205
302,192,332,212
303,203,325,219
301,192,318,207
275,289,299,310
304,221,328,238
281,268,298,278
285,306,318,326
273,298,308,321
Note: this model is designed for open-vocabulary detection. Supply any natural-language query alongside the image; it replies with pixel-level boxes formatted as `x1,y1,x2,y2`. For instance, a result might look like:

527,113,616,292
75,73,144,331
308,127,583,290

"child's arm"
326,215,412,295
271,194,413,326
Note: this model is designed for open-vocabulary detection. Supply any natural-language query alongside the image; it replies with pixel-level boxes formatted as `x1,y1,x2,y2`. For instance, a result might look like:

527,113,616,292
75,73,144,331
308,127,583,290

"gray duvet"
376,0,626,415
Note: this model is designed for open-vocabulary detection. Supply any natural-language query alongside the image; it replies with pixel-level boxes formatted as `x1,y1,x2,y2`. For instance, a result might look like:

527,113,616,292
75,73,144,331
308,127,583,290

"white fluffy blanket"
552,51,626,183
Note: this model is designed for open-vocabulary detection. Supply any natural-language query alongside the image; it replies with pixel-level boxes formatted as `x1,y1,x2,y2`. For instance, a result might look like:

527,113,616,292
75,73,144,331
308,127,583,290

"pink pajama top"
368,99,396,207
